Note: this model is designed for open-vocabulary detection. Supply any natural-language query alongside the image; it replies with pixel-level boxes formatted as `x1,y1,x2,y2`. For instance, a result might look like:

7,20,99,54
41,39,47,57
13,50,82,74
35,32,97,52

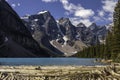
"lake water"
0,58,104,66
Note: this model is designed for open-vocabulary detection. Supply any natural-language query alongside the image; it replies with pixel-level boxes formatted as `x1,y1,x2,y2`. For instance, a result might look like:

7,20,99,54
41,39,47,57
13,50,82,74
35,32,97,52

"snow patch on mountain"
21,16,29,19
38,11,48,15
63,36,68,42
63,36,69,45
50,40,79,56
34,19,39,22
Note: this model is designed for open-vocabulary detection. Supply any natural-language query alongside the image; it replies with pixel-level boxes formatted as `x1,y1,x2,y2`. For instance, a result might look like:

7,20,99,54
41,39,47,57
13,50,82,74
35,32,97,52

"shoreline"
0,65,120,80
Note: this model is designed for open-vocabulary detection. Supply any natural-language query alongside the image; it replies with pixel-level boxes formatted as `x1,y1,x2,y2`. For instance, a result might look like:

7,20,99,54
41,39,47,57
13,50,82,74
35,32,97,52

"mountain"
88,23,107,45
22,13,87,56
22,11,61,39
0,0,52,57
58,17,76,40
75,23,106,46
21,11,108,56
0,0,110,57
76,23,94,45
22,11,64,56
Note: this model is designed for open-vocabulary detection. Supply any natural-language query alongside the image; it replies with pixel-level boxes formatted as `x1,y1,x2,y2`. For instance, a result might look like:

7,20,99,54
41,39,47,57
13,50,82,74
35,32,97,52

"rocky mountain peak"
58,17,76,40
37,10,52,20
58,17,71,25
89,23,97,27
77,23,86,28
89,23,98,30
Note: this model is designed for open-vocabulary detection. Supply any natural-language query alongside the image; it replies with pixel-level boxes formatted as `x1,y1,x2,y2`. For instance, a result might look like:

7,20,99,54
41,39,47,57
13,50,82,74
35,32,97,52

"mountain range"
0,0,112,57
22,10,112,56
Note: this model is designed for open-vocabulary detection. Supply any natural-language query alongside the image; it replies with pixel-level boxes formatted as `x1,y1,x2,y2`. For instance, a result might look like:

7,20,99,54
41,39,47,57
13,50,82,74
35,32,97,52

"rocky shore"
0,65,120,80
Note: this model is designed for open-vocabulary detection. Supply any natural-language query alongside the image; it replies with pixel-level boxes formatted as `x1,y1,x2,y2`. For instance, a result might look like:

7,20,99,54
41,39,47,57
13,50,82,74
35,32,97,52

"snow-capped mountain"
22,11,87,56
22,11,60,39
22,10,109,56
22,11,65,56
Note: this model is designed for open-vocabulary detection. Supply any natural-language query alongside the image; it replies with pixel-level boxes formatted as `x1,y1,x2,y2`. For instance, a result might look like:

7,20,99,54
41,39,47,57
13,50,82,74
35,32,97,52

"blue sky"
6,0,117,27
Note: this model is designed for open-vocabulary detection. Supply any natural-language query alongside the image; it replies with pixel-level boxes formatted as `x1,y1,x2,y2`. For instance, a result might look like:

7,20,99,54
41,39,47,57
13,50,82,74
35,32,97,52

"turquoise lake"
0,58,105,66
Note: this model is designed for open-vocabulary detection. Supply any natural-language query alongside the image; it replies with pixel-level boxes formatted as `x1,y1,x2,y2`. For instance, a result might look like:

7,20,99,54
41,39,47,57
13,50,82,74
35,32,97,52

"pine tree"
105,31,113,59
112,0,120,61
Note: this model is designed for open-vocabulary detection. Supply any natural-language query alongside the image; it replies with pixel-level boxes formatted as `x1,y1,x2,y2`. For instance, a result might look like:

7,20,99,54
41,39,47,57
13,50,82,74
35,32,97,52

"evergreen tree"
105,31,113,59
112,0,120,62
113,0,120,53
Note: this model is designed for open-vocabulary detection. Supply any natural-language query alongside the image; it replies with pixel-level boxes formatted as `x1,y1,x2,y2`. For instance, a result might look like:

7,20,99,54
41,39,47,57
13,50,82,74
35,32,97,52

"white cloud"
11,4,16,8
75,9,94,18
60,0,94,26
93,16,101,21
17,3,21,6
64,11,70,15
5,0,8,1
42,0,58,3
108,13,113,21
79,19,92,27
60,0,78,13
41,0,117,26
60,0,94,19
70,17,80,26
98,10,105,17
70,17,92,27
60,0,68,4
93,16,106,22
93,0,117,25
11,3,21,8
102,0,117,13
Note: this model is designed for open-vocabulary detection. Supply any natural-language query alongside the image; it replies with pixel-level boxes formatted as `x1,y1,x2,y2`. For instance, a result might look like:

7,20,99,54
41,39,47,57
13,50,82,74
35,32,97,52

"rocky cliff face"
58,18,76,40
22,11,64,56
22,11,108,56
23,11,60,40
88,23,107,45
76,23,94,45
76,23,107,45
0,0,51,57
22,14,86,56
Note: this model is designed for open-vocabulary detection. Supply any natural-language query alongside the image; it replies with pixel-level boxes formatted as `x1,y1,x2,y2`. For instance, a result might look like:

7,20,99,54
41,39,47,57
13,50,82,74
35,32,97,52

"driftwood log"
0,65,120,80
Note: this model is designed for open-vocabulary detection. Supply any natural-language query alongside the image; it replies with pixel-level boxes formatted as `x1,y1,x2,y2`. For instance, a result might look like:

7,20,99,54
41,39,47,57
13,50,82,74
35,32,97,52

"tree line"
74,0,120,62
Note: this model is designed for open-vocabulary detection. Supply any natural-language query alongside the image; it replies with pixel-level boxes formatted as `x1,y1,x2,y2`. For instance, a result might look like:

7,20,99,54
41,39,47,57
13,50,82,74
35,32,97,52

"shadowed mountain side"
0,0,51,57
